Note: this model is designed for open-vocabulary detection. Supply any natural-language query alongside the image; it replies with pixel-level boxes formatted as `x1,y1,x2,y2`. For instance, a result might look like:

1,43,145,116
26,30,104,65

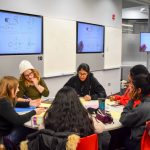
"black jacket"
15,101,30,108
0,98,35,136
27,129,76,150
64,73,107,99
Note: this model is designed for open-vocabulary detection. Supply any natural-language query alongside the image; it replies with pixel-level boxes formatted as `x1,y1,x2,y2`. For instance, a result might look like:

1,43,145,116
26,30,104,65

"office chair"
76,134,98,150
141,121,150,150
0,136,6,150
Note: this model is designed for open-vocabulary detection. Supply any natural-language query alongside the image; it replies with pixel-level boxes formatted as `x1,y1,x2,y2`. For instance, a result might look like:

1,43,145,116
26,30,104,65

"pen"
23,95,31,102
89,85,91,96
37,107,48,109
42,98,50,102
23,95,29,99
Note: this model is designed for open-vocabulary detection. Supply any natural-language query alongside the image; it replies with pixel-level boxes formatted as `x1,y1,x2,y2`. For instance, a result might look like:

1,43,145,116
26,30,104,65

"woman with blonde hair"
0,76,44,149
17,60,49,106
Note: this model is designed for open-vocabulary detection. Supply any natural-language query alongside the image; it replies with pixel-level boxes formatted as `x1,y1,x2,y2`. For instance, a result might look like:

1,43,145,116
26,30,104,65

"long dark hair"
130,65,149,80
44,86,94,137
132,74,150,97
77,63,90,74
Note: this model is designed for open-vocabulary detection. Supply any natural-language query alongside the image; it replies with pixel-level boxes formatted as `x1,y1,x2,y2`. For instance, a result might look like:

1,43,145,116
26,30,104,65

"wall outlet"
108,83,111,86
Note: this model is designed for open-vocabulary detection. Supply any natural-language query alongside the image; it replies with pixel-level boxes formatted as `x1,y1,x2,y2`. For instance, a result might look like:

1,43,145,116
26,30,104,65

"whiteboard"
104,27,122,69
43,17,76,77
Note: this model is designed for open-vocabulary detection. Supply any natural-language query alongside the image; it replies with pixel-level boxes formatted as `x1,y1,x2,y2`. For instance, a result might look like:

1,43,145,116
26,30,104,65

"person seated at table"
108,65,149,150
17,60,49,107
120,73,150,150
25,86,104,149
0,76,45,149
110,64,149,107
64,63,107,101
44,86,104,135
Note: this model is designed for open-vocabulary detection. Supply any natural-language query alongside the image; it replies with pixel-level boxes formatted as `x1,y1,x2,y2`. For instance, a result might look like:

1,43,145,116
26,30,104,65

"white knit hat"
19,60,34,74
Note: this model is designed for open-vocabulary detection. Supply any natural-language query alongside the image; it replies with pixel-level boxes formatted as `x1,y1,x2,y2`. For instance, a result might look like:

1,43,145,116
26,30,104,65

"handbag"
87,107,113,124
95,108,113,124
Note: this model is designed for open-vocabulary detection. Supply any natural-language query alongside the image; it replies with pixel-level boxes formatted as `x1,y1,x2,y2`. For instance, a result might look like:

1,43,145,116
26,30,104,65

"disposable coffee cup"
98,98,105,110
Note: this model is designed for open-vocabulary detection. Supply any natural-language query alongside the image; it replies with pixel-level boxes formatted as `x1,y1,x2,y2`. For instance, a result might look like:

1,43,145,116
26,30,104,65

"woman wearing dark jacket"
0,76,44,149
120,73,150,150
64,63,106,100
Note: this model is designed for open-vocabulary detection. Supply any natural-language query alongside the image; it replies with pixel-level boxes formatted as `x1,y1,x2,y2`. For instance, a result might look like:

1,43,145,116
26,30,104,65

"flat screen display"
77,22,104,53
140,32,150,52
0,10,43,55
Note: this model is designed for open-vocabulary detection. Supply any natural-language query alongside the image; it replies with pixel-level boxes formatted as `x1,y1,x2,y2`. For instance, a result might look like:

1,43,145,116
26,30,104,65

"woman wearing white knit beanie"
17,60,49,106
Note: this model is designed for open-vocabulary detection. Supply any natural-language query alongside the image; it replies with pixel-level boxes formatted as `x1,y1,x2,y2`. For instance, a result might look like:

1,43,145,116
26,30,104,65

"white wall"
122,33,147,66
45,69,121,97
0,0,122,97
0,0,122,28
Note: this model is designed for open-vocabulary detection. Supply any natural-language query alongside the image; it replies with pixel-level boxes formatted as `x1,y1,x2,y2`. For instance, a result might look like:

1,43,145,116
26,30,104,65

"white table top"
104,104,123,131
18,99,124,131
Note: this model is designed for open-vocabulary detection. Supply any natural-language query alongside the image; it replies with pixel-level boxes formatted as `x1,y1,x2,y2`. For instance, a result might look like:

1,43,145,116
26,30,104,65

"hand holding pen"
23,95,32,102
84,95,91,101
84,87,91,101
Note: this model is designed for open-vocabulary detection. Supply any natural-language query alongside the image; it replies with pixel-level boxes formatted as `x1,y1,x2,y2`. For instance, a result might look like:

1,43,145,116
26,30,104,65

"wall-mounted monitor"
77,22,104,53
0,10,43,55
140,32,150,52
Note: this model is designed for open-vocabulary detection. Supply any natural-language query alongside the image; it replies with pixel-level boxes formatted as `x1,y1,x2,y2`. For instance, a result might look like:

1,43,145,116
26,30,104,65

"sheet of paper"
39,103,51,108
80,98,98,108
110,111,121,119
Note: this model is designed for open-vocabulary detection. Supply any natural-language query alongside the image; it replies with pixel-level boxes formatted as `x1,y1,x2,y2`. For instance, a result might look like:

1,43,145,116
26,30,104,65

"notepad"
80,98,99,109
39,103,51,108
15,106,35,112
110,111,121,119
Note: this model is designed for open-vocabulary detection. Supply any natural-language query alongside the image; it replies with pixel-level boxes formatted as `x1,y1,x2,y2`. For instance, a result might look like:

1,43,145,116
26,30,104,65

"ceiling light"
122,24,133,27
140,7,148,12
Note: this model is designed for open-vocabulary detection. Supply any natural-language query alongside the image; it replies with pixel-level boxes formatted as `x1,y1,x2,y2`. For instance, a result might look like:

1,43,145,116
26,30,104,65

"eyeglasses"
78,72,88,76
24,71,33,78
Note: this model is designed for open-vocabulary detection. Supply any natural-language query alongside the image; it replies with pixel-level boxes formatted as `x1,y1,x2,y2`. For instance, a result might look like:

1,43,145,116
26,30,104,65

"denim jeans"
4,126,36,150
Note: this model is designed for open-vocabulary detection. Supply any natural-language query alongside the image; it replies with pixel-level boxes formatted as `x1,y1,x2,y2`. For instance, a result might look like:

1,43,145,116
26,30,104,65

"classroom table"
17,99,124,132
80,98,124,131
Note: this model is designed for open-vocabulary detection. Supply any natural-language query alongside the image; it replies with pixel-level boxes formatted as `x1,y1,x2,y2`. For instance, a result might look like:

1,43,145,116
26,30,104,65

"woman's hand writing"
29,99,41,107
35,107,45,115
